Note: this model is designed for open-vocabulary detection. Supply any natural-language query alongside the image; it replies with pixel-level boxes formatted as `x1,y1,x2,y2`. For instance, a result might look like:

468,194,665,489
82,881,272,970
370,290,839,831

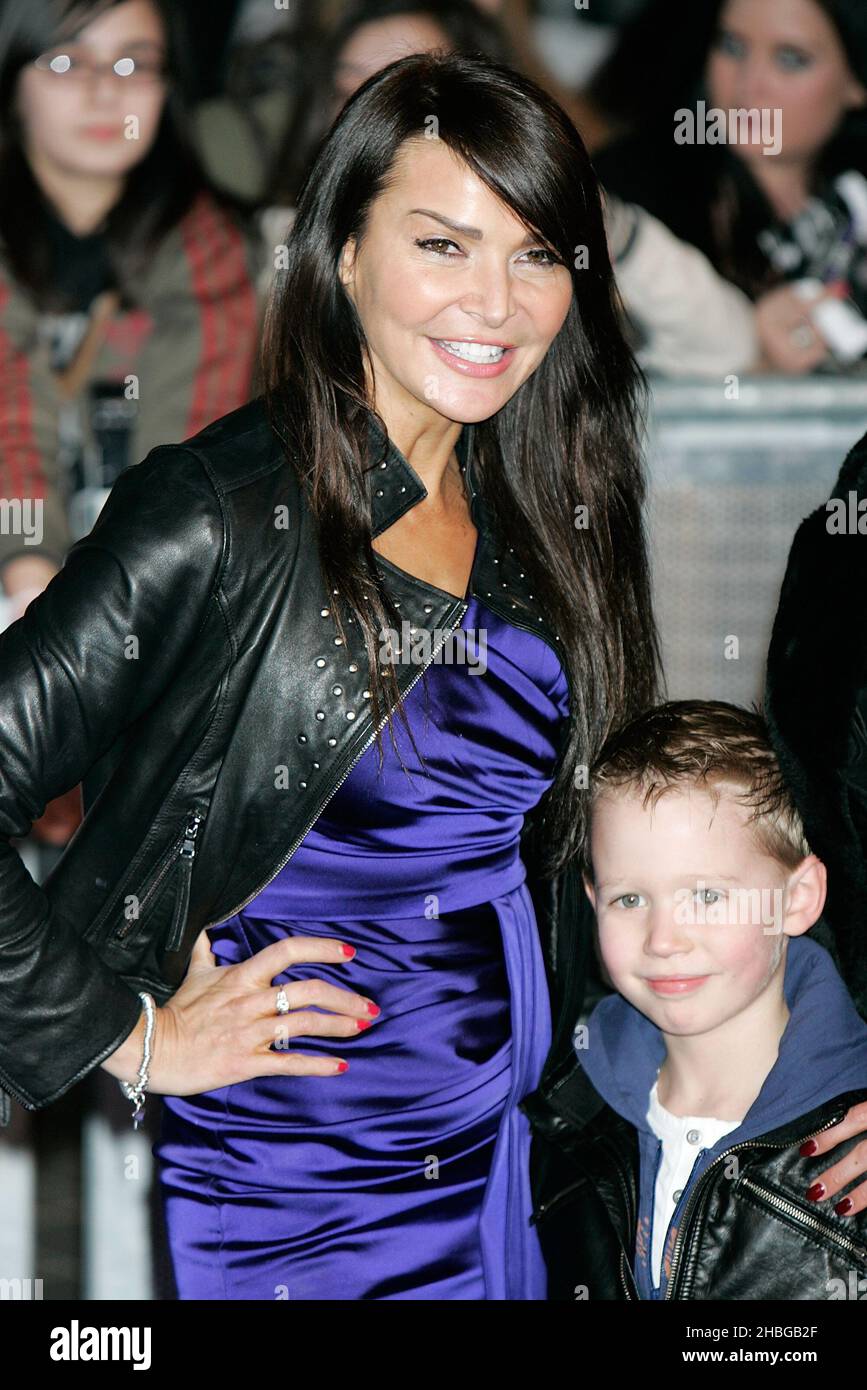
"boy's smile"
644,973,713,996
583,783,825,1048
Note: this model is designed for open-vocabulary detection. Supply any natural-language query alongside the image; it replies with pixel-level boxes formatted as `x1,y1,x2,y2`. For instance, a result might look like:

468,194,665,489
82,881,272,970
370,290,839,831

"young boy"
529,699,867,1300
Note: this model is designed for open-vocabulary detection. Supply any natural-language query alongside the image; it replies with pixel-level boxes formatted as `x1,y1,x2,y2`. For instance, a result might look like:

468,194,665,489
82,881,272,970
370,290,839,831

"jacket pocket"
738,1174,867,1266
88,806,207,950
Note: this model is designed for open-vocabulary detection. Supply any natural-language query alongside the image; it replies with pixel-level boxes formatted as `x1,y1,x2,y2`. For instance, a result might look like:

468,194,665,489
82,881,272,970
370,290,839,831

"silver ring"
275,987,291,1015
790,323,815,349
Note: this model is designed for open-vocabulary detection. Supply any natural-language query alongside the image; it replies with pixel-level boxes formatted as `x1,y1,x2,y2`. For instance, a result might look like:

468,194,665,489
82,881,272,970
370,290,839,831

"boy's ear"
783,854,827,937
582,873,596,911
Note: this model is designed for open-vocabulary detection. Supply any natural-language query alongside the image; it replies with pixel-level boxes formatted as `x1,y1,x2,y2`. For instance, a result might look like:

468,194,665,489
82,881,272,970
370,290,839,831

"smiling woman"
331,132,576,599
149,50,665,1301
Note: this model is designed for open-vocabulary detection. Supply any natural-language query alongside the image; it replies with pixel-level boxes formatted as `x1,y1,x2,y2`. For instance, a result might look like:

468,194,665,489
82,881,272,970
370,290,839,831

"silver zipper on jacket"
164,812,205,953
738,1174,867,1261
664,1112,845,1299
202,600,470,930
114,810,205,941
84,807,207,942
620,1250,634,1300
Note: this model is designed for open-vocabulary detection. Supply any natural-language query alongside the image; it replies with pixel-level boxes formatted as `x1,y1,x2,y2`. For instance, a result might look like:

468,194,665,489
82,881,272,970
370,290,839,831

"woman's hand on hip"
115,929,379,1095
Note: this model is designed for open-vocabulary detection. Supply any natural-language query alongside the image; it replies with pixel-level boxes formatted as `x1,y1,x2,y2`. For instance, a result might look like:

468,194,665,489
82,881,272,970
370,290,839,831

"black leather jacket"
0,395,590,1156
520,1063,867,1299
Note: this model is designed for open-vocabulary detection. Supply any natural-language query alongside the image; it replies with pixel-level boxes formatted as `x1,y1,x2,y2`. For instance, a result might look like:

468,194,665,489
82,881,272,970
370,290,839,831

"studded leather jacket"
0,394,590,1149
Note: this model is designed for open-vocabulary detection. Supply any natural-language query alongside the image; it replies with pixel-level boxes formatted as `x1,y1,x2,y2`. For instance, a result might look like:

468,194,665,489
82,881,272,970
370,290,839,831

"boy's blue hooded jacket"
577,934,867,1299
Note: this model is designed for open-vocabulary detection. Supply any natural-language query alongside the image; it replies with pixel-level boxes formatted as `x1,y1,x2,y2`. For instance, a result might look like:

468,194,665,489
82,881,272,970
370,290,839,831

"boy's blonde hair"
580,699,812,880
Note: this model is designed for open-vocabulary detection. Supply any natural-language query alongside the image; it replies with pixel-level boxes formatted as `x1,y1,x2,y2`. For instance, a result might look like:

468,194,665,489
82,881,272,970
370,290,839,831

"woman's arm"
0,445,224,1111
604,194,760,378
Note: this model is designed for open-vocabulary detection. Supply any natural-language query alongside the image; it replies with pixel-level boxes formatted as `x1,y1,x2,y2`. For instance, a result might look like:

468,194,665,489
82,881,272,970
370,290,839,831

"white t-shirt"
645,1078,742,1288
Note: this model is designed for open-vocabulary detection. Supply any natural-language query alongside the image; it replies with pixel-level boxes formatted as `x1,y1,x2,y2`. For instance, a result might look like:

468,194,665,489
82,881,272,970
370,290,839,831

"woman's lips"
80,126,120,140
428,337,516,378
645,975,710,996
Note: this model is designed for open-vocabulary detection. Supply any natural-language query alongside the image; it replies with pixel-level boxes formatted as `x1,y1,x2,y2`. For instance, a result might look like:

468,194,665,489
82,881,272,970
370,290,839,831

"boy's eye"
696,888,724,905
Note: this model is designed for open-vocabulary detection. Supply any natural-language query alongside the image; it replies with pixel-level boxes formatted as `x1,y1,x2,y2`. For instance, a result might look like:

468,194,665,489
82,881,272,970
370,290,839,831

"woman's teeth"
435,340,507,362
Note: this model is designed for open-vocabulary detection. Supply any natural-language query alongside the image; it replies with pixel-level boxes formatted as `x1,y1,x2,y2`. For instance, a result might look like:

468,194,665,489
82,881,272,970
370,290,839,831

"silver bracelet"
118,991,156,1129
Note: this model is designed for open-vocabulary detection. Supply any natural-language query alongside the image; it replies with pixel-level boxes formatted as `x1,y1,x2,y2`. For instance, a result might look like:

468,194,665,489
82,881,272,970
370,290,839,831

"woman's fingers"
754,283,833,373
264,1002,376,1046
232,934,379,1021
803,1144,867,1215
799,1101,867,1214
240,1047,349,1079
262,974,379,1025
147,933,376,1093
237,932,357,988
187,926,219,969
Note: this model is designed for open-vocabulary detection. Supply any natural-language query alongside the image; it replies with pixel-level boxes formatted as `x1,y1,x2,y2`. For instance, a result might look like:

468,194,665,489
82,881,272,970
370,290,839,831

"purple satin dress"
154,593,570,1300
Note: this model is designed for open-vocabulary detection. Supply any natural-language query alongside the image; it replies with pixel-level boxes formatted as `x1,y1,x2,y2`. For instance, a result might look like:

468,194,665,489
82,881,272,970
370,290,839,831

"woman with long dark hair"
150,48,666,1300
0,0,263,614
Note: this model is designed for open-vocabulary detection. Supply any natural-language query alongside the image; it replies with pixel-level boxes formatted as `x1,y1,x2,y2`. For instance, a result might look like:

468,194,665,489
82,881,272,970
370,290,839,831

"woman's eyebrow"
407,209,484,240
406,208,539,249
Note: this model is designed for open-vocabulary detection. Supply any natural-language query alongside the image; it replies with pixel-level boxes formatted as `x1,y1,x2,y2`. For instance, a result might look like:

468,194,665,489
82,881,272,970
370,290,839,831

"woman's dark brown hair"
262,49,663,876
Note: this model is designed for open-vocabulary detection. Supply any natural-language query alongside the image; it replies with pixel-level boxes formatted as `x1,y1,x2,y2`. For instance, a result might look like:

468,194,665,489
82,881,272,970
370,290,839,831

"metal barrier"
646,376,867,705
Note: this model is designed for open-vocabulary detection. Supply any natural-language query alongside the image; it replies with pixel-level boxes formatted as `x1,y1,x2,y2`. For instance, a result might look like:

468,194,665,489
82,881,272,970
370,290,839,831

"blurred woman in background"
0,0,264,620
590,0,867,373
264,0,516,210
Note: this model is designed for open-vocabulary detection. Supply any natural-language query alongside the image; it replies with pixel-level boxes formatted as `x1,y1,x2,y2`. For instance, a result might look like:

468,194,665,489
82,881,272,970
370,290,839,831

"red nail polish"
806,1182,826,1201
366,1001,381,1016
834,1197,854,1216
799,1139,818,1156
340,944,356,957
335,1061,349,1072
356,1018,372,1030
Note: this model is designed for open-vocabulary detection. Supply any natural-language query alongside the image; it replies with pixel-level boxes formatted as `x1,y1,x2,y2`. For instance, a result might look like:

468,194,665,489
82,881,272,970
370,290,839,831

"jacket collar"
365,410,476,539
361,408,569,698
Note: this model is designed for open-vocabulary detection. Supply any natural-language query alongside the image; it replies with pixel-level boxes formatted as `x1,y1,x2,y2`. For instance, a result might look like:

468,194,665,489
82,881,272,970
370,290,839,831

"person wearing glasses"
0,0,264,626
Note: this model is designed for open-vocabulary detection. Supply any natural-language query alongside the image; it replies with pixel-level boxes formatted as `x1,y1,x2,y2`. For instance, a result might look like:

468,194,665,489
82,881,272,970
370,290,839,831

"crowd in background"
0,0,866,841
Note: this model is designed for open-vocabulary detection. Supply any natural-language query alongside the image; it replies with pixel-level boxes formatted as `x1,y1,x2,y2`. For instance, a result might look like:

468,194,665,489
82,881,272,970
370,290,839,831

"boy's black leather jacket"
0,395,590,1152
520,1063,867,1300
